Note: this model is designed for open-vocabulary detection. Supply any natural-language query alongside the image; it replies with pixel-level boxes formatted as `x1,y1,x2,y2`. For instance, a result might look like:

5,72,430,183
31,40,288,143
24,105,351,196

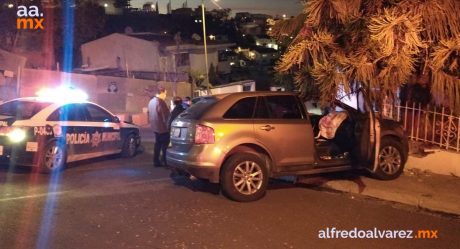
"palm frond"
293,67,320,101
369,8,425,57
306,0,362,27
431,70,460,112
338,50,377,87
310,60,348,105
377,50,418,94
276,31,336,72
268,14,307,41
431,36,460,74
397,0,460,40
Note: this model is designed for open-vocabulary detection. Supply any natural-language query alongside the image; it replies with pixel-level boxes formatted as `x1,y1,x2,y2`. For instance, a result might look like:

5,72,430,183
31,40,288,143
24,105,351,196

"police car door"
82,103,121,155
47,103,89,162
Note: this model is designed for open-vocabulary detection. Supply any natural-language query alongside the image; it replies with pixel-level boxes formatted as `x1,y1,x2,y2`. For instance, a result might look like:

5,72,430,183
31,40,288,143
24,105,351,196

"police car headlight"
7,128,27,143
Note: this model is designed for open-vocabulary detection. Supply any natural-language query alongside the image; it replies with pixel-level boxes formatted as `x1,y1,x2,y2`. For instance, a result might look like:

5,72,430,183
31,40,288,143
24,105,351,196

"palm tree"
269,0,460,111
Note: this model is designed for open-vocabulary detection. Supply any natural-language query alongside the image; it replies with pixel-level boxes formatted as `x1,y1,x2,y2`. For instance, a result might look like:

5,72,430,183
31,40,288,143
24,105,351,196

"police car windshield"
0,100,52,120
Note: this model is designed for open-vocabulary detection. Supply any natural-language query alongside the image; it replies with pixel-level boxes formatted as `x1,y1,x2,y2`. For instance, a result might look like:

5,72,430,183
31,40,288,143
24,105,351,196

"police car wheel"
121,134,137,158
39,140,66,173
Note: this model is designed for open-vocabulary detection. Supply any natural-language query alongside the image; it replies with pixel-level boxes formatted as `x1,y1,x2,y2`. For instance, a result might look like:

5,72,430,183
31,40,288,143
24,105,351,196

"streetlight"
201,0,221,93
201,0,210,93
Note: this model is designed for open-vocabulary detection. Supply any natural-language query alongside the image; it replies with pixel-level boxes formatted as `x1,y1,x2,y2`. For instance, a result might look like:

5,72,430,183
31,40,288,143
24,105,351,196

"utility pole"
201,0,210,93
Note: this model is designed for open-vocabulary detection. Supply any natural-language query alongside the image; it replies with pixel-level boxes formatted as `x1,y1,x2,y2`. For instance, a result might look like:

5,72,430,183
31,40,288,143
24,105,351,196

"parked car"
0,94,141,173
167,90,408,202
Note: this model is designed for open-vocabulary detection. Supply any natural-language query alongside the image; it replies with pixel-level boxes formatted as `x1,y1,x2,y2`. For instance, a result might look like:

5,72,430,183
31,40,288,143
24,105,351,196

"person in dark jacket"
169,96,186,130
182,96,191,109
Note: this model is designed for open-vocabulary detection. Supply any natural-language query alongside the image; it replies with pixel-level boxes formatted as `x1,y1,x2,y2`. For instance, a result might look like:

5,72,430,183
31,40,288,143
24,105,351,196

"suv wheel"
221,152,268,202
372,137,405,180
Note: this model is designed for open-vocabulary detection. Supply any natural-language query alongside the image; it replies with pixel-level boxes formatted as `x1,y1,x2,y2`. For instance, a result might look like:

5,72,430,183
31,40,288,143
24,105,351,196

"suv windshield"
179,96,217,120
0,100,52,120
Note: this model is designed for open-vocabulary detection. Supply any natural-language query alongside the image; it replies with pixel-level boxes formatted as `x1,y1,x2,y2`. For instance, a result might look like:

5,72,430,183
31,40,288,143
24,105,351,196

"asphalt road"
0,143,459,249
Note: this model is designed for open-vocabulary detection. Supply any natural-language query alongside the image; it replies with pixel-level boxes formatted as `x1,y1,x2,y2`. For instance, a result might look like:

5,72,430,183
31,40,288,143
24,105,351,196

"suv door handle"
260,125,275,131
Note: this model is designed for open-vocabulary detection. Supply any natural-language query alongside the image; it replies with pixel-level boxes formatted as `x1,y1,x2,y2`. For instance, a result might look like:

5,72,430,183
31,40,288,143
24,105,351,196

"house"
254,35,279,50
238,46,280,65
0,49,27,73
235,12,272,36
80,32,235,80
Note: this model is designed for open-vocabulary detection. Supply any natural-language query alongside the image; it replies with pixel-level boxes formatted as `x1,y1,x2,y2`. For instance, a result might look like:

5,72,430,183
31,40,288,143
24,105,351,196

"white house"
80,32,235,79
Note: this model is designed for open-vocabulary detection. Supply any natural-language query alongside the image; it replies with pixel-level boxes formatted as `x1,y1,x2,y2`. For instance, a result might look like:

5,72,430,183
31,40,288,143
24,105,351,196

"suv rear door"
253,95,315,167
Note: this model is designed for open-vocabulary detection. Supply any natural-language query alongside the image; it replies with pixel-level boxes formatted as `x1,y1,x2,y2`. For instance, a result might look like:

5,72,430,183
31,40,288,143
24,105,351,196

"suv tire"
221,152,268,202
372,137,405,180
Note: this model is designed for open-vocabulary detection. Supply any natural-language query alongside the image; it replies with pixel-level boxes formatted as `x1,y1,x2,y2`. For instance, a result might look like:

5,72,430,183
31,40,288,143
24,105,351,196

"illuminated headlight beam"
7,128,26,143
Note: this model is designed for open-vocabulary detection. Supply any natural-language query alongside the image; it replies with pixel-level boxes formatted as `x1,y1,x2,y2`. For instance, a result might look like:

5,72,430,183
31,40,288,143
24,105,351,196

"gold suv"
167,91,408,202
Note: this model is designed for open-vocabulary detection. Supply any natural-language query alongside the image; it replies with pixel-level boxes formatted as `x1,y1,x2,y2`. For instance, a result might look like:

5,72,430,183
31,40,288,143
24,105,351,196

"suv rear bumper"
166,151,220,183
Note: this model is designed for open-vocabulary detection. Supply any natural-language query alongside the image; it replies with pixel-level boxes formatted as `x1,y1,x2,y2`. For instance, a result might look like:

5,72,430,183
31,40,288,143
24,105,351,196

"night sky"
130,0,304,17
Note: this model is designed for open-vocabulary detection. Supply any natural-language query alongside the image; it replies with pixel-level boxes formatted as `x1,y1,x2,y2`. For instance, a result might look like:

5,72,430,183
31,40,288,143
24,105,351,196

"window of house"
175,53,190,67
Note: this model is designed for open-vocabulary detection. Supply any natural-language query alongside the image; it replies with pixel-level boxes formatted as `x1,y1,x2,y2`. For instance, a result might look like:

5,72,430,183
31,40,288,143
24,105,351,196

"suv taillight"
195,124,215,144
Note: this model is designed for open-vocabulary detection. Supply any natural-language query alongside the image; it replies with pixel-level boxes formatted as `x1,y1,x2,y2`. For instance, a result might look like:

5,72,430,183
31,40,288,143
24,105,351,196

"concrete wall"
189,50,218,74
17,68,191,119
19,69,99,102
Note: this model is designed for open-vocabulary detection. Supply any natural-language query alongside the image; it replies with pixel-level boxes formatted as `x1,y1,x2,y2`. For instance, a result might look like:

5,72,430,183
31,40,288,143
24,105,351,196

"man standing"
148,86,170,167
182,96,192,108
168,96,186,131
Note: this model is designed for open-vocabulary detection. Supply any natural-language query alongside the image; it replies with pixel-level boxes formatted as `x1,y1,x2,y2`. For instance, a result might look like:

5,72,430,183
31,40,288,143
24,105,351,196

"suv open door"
338,88,406,180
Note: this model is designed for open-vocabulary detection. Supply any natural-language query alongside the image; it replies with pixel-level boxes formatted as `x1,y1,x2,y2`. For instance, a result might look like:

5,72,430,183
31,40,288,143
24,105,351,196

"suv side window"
47,104,86,121
263,95,303,119
223,97,256,119
255,97,269,119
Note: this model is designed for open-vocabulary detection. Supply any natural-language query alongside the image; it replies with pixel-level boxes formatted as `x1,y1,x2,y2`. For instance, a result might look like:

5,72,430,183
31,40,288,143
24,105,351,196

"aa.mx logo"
16,5,44,30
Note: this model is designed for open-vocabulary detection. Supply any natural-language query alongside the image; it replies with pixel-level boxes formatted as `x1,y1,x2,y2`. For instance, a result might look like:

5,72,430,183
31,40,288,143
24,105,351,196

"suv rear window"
257,95,303,119
179,96,217,120
223,97,256,119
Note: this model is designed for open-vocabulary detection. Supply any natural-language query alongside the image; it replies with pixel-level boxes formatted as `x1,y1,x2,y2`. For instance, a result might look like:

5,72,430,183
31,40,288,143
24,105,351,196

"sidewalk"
294,170,460,216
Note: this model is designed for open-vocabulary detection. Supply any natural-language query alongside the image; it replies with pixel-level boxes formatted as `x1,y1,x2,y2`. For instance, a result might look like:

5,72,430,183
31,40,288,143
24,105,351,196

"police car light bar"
36,86,88,103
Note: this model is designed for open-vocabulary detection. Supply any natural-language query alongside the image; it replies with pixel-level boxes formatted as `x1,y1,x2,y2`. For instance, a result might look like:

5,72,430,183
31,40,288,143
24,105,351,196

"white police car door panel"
47,103,97,162
82,103,122,154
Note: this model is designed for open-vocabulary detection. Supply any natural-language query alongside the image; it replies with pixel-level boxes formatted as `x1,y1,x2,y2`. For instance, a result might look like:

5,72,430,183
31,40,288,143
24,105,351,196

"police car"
0,88,141,173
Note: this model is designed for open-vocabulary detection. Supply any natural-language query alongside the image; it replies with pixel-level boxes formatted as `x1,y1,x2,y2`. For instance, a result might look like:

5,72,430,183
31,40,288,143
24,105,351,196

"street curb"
140,128,460,216
320,180,460,217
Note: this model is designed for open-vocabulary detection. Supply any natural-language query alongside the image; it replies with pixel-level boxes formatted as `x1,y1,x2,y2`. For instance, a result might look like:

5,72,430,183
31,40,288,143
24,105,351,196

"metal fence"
382,101,460,152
